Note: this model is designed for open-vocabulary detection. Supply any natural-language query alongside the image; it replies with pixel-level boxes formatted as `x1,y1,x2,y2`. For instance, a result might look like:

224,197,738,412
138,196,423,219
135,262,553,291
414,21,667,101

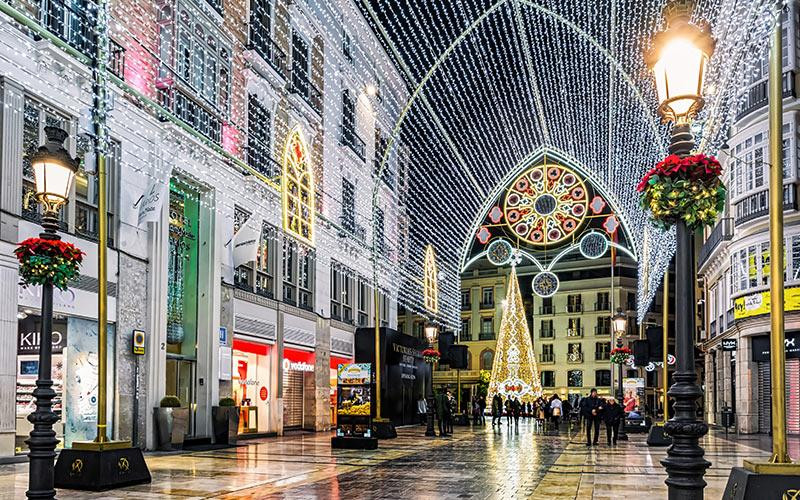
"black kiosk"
331,363,378,450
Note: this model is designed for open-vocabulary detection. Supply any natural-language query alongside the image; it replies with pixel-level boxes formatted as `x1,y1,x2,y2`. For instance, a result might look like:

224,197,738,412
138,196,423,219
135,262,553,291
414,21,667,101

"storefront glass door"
165,358,196,434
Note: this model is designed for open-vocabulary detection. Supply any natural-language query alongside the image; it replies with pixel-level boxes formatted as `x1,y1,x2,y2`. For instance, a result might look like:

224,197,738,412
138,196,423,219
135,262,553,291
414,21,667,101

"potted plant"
212,397,239,446
154,395,189,451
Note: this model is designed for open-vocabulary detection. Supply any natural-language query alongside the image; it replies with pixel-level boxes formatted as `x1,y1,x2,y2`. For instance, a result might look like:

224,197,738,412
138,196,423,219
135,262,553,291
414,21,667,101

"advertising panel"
622,377,645,413
733,286,800,320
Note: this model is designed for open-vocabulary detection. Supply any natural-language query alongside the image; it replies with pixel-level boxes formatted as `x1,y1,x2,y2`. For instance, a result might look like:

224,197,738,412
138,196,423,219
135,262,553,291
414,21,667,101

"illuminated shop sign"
283,348,315,372
283,359,314,372
734,287,800,320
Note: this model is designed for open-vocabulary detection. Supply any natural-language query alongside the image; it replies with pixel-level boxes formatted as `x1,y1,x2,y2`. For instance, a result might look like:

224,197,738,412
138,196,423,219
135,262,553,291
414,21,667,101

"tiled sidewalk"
0,422,777,499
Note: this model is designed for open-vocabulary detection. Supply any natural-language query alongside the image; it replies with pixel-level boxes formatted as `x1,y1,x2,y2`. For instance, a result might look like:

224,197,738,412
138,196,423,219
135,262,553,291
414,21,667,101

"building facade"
698,1,800,435
0,0,405,455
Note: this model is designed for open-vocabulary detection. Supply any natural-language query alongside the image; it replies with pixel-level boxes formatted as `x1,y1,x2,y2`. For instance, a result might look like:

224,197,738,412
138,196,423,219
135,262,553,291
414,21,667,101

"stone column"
114,253,149,448
313,317,331,431
0,250,19,456
738,335,758,434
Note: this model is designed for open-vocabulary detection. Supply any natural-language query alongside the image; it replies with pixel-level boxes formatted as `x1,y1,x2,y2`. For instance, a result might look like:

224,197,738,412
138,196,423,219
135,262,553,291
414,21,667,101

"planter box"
154,407,189,451
212,406,239,446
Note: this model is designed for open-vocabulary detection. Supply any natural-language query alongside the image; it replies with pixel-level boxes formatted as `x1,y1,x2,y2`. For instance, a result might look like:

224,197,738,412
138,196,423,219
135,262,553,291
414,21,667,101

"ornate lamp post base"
54,442,151,492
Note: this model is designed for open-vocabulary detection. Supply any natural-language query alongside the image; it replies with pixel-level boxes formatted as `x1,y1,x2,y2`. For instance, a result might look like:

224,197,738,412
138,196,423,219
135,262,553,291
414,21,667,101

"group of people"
578,388,626,446
415,389,458,437
486,393,571,431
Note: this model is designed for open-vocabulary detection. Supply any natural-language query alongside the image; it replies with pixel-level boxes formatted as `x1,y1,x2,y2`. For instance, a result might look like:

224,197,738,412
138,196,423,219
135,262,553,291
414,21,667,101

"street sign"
132,330,145,355
721,339,737,351
219,326,228,345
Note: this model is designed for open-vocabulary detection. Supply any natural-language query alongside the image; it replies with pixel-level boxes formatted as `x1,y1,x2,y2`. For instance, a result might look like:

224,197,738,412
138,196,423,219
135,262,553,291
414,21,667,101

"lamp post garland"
424,324,438,437
644,1,716,497
21,126,80,499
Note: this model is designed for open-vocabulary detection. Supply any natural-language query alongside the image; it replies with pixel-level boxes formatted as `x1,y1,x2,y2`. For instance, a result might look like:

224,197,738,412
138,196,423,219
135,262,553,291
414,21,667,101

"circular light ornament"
486,239,513,266
532,271,559,298
503,163,588,247
579,231,609,260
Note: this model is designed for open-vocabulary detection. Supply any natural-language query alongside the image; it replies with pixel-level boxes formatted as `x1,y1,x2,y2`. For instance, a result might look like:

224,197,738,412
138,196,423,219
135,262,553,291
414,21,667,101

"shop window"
282,237,314,310
166,182,199,358
282,128,314,244
595,369,611,387
568,370,583,387
541,371,555,388
480,350,494,370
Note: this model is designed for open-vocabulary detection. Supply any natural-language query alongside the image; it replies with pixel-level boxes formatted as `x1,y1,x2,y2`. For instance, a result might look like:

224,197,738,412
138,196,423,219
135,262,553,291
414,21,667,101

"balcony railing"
157,84,222,144
480,301,494,310
109,39,125,80
337,214,366,243
595,351,611,361
594,302,610,312
340,124,366,161
290,70,323,116
734,184,797,227
479,332,495,341
539,353,554,363
567,303,583,313
461,302,471,311
567,352,584,363
539,305,554,315
594,326,611,336
460,332,472,342
699,217,733,266
39,0,97,59
566,327,584,338
247,26,287,79
736,70,796,121
540,328,554,338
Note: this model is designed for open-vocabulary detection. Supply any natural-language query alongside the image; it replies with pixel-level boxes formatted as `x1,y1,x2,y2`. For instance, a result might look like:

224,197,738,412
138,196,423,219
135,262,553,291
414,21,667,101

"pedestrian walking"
512,397,521,425
603,397,625,446
505,398,513,425
579,388,604,446
478,396,487,424
491,394,503,427
446,390,456,435
435,390,449,437
549,394,563,433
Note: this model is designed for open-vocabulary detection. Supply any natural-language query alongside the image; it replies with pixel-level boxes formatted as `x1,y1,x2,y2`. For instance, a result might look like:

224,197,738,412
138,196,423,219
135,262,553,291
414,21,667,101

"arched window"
480,349,494,371
282,128,314,244
423,244,438,313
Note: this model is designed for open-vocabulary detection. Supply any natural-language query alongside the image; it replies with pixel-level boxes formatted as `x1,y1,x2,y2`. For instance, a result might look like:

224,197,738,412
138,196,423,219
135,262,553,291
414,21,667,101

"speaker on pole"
448,345,468,369
633,340,649,367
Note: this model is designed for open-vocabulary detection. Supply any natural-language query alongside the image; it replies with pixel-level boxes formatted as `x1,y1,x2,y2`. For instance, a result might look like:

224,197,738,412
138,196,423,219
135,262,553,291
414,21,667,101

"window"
341,179,355,231
480,318,493,340
233,207,253,291
374,208,385,255
567,318,582,337
568,370,583,387
461,290,471,310
567,343,583,362
626,292,637,311
595,292,610,311
567,294,582,312
461,318,471,341
595,342,611,361
596,316,611,335
540,344,554,363
540,296,553,314
247,94,276,177
282,238,314,310
340,90,365,160
540,319,554,338
357,278,369,326
21,98,69,229
541,371,555,387
595,369,611,387
282,128,314,243
342,29,352,63
378,289,389,326
291,30,309,96
413,321,424,339
75,139,119,246
423,245,438,313
480,350,494,370
330,261,354,323
481,287,494,307
249,0,283,74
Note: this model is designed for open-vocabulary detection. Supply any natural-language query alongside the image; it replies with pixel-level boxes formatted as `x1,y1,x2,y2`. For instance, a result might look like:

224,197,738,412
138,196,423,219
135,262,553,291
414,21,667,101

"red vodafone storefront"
232,338,274,434
282,348,315,429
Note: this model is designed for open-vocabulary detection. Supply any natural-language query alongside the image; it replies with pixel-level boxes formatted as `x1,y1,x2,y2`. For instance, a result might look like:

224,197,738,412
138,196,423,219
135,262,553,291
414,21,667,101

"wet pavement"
0,420,783,499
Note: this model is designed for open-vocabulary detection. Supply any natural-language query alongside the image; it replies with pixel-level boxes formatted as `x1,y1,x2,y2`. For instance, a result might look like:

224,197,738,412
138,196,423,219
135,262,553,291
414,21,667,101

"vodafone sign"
283,358,314,372
283,348,315,372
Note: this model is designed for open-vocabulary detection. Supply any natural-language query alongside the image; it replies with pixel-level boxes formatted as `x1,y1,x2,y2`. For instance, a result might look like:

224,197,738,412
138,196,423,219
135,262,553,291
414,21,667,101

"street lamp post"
26,126,78,499
424,324,438,437
645,2,714,498
612,308,628,441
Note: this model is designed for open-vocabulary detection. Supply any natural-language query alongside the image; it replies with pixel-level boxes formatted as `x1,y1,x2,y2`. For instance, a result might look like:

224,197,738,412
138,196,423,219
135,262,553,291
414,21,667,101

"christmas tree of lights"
488,267,542,403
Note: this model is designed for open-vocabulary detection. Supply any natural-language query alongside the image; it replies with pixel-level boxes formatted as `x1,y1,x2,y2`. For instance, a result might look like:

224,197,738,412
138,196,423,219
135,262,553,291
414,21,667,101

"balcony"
734,184,797,227
39,0,97,59
539,305,554,315
567,303,583,313
595,351,610,361
340,124,366,161
337,214,366,243
480,301,494,310
540,328,554,339
736,70,796,121
567,352,584,363
698,217,733,266
290,70,323,117
594,302,610,312
566,327,584,338
247,26,287,79
539,353,554,363
478,332,495,341
594,326,611,336
157,84,222,144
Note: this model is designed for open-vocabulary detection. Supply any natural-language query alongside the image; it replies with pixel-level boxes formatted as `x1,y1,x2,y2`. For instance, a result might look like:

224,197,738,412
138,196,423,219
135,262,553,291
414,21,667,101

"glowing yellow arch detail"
282,128,315,245
423,244,439,314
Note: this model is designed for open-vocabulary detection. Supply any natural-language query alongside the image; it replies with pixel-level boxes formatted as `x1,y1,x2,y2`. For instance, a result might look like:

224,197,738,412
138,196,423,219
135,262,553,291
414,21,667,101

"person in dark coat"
478,396,487,425
435,390,449,436
491,394,503,427
603,397,625,446
512,397,521,425
579,388,604,446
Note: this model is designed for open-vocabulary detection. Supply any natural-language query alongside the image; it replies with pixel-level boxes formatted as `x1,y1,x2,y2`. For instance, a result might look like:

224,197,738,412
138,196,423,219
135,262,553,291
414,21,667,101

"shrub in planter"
212,397,240,446
154,396,189,450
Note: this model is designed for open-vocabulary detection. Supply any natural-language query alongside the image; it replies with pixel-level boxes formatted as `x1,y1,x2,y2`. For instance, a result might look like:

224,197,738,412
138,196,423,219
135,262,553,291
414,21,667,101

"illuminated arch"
282,128,314,245
423,244,438,313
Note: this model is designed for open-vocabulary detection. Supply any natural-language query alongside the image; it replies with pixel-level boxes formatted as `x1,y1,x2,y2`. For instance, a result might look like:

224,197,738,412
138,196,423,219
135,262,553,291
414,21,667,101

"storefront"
282,347,315,430
231,338,274,434
752,331,800,434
